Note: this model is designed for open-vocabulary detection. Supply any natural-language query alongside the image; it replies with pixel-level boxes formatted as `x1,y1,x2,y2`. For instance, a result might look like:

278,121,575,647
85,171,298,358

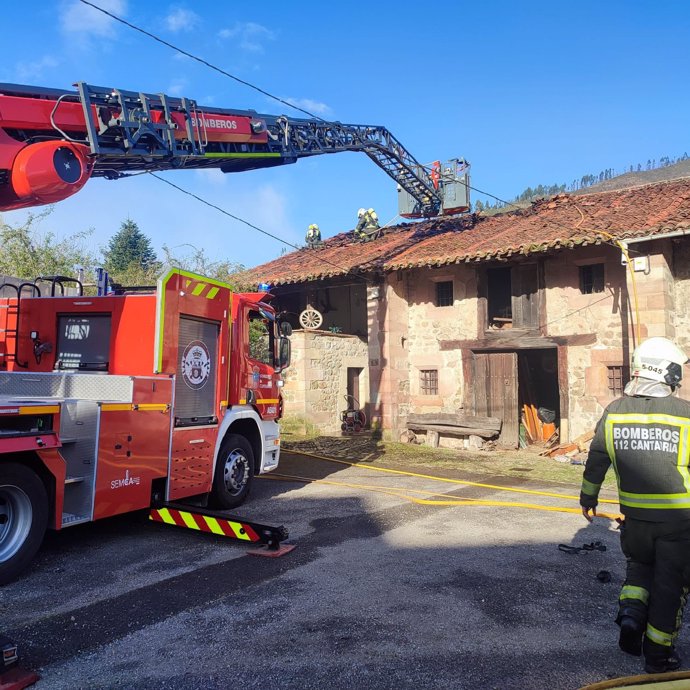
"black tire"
211,435,254,509
0,463,48,585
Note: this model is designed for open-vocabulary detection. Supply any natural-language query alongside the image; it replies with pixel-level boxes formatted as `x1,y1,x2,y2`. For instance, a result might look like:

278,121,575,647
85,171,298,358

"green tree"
161,244,245,286
104,219,159,273
0,209,97,280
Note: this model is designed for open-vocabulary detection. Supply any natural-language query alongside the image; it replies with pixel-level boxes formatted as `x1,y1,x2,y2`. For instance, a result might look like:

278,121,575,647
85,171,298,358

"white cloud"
14,56,59,82
164,7,200,33
60,0,128,36
167,79,188,96
195,169,228,186
281,97,332,117
218,22,275,53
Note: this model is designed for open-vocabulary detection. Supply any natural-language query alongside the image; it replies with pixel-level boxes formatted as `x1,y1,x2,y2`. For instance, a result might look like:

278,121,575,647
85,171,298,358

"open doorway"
518,349,560,447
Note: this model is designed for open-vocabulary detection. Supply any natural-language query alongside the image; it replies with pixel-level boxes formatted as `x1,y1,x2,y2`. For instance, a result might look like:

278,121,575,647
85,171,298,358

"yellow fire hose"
269,450,622,520
578,669,690,689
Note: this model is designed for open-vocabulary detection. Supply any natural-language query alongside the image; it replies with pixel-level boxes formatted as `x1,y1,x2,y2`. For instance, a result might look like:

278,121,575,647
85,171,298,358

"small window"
55,314,111,371
435,281,454,307
487,267,512,328
248,310,274,366
607,365,630,396
579,264,605,294
420,369,438,395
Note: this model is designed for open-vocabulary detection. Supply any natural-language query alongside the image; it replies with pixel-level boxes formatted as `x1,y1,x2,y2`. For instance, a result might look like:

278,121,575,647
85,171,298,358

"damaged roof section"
243,179,690,287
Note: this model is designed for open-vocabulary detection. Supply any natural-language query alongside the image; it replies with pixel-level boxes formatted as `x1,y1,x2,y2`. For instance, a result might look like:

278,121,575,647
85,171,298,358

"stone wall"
544,244,629,437
281,329,369,434
544,240,679,437
384,264,477,441
283,236,690,445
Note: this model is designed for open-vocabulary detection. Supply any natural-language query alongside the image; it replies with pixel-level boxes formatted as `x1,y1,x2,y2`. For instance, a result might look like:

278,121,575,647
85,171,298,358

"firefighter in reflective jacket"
580,337,690,674
305,223,321,248
354,208,381,241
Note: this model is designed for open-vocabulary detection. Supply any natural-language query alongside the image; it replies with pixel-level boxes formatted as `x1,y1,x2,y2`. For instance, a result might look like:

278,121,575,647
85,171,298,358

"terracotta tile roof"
243,178,690,287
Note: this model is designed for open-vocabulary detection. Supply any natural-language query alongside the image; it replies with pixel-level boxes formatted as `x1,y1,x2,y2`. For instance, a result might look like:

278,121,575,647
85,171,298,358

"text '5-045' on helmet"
631,337,689,387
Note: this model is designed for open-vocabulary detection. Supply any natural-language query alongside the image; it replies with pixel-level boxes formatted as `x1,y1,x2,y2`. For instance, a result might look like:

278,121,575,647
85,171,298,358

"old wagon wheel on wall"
299,305,323,330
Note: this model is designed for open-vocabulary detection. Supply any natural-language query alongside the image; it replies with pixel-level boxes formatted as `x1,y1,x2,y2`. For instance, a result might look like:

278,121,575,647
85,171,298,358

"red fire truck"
0,270,291,584
0,79,470,585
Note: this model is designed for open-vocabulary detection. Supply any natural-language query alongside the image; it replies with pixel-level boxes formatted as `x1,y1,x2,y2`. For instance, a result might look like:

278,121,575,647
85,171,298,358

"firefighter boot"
643,638,681,674
616,608,645,657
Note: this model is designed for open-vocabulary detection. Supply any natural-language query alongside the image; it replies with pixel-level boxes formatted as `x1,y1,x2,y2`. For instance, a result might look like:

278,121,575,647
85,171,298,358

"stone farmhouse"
242,179,690,448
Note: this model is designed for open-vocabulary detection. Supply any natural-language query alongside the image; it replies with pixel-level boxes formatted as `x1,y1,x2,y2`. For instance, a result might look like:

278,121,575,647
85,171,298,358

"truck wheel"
211,435,254,509
0,463,48,585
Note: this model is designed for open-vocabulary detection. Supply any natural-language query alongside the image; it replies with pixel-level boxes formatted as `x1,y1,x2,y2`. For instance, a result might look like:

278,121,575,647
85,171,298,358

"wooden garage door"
473,352,519,447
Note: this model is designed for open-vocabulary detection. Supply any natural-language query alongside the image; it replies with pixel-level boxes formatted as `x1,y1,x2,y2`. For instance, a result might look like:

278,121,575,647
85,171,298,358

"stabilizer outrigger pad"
149,503,292,552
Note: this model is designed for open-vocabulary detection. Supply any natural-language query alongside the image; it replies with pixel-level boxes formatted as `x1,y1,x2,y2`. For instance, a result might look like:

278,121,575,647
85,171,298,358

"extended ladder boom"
0,81,469,217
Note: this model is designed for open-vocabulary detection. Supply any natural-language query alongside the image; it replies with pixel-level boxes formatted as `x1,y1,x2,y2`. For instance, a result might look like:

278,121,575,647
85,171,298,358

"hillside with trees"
477,152,690,215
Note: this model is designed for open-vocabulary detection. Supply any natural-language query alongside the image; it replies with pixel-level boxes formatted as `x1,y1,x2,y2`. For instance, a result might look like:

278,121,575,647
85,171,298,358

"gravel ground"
1,450,678,689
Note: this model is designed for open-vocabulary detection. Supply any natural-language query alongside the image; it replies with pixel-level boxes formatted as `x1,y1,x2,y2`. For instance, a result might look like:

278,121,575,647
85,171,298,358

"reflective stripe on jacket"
581,395,690,521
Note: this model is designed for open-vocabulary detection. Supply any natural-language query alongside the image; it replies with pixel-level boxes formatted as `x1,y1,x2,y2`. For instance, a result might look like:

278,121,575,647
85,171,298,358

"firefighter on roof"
354,208,381,242
580,337,690,674
305,223,321,248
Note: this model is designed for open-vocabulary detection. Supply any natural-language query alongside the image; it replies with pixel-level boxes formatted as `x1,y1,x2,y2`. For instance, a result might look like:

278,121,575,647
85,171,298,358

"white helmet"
631,337,688,386
357,208,366,217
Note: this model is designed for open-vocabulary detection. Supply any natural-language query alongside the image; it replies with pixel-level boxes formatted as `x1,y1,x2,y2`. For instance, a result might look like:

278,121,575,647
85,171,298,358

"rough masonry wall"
668,238,690,399
545,241,676,437
395,264,477,441
281,330,369,434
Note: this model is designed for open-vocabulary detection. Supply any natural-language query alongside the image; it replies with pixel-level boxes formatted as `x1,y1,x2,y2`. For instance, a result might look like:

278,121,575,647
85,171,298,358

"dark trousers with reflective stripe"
619,517,690,651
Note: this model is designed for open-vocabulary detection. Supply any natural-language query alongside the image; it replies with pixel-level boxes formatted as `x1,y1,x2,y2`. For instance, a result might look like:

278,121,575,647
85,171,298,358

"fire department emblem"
181,340,211,390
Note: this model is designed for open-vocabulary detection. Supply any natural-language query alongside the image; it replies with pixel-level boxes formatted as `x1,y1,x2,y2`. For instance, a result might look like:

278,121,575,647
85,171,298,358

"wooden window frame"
477,261,545,336
579,263,605,295
607,364,630,396
420,369,439,396
435,280,454,307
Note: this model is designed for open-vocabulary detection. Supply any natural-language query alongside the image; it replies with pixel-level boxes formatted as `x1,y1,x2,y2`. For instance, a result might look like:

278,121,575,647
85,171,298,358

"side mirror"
278,336,291,371
280,321,293,337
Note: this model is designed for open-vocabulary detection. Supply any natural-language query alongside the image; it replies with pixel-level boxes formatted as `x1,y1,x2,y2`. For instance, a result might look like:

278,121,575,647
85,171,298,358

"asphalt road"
1,451,680,689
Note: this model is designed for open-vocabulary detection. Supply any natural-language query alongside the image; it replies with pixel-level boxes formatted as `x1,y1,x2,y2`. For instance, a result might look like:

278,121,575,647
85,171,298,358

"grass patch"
281,433,618,496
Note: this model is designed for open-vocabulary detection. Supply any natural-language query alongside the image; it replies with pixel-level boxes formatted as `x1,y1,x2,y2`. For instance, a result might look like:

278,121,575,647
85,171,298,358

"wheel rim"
223,449,250,496
0,484,33,563
299,308,323,330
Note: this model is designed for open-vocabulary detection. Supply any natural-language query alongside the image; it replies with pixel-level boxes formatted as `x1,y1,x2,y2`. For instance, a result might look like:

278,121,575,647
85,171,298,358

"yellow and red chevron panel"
149,506,260,542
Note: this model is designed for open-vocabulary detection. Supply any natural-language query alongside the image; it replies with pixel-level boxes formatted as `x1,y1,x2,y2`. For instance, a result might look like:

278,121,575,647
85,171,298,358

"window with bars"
607,365,630,396
579,264,605,294
420,369,439,395
435,281,454,307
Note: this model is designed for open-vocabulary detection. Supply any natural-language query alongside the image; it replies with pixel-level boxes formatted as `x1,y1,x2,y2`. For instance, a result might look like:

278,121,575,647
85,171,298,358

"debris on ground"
541,430,594,459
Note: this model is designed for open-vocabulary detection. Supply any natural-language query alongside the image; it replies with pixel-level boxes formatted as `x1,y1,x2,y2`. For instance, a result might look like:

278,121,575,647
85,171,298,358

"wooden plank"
537,260,546,336
476,267,487,338
558,344,569,420
407,423,499,439
473,352,489,417
439,333,598,351
495,352,519,447
406,413,501,430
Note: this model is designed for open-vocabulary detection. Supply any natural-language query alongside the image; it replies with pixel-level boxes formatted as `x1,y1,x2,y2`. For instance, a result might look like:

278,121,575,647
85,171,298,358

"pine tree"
104,219,158,273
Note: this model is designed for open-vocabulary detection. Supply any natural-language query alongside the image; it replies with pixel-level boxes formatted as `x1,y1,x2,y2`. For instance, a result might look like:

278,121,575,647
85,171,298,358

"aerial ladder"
0,81,470,218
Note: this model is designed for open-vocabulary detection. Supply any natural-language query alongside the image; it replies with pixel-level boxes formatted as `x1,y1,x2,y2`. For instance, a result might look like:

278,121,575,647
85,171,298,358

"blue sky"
1,0,689,271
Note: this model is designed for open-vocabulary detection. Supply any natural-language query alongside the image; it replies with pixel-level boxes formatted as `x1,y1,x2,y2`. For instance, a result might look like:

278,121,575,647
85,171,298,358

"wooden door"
473,352,519,447
511,264,540,329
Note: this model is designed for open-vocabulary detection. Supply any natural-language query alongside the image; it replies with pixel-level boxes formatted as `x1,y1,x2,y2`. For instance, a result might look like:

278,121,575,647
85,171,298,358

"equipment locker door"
154,268,232,500
473,351,519,447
